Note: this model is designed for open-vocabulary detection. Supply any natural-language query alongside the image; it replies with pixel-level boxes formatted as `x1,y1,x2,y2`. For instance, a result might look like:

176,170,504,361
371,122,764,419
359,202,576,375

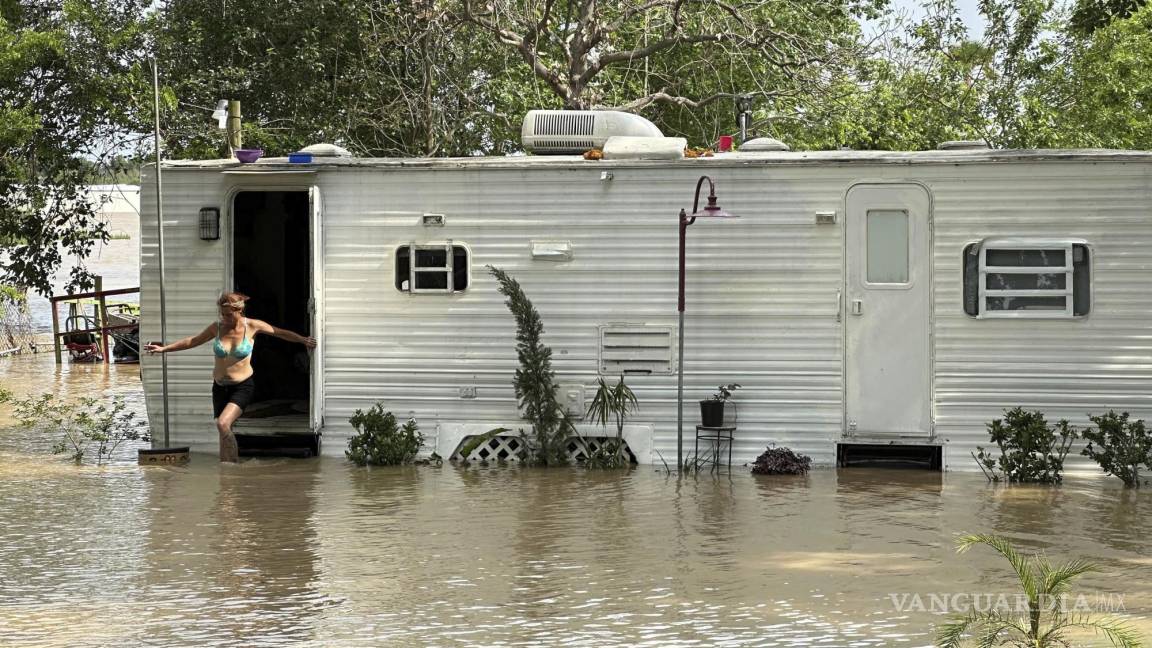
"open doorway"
231,190,311,433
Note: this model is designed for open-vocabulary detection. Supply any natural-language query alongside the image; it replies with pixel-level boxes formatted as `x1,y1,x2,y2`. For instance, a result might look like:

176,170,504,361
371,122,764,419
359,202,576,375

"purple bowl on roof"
234,148,263,163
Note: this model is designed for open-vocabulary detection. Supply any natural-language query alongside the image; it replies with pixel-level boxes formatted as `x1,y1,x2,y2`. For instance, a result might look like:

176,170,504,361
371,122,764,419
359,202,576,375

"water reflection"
136,459,325,645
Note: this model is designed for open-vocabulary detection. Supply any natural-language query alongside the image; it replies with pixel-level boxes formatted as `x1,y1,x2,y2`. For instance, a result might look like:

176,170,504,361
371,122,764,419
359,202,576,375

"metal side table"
694,425,736,469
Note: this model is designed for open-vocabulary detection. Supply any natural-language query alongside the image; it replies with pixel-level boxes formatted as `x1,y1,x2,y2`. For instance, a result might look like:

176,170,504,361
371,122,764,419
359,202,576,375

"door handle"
836,290,842,322
851,299,863,316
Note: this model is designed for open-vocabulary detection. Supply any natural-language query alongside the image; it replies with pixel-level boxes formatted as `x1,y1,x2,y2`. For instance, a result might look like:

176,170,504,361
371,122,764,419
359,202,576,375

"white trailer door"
845,184,931,438
309,186,324,436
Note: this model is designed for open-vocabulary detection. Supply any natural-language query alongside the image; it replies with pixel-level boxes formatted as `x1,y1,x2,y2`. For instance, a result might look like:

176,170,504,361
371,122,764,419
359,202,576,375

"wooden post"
95,276,110,364
51,297,61,364
227,100,242,152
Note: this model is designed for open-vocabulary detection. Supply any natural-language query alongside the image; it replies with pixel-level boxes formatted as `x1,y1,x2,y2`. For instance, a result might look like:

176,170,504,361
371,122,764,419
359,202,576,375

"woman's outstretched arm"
144,324,216,354
250,319,317,349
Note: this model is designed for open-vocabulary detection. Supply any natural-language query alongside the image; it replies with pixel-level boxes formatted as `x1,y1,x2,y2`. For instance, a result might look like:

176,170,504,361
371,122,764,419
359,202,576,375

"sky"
878,0,987,37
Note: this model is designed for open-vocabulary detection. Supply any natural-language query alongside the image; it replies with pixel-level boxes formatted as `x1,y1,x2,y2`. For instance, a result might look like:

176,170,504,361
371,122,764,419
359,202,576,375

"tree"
458,0,886,145
1037,3,1152,149
1069,0,1148,36
154,0,521,158
0,0,150,295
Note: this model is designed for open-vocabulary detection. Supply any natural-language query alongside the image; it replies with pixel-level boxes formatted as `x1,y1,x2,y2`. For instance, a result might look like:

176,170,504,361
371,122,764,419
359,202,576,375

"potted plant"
700,383,740,428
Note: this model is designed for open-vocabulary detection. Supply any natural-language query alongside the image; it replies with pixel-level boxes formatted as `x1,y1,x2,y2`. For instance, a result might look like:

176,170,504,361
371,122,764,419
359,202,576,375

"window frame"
964,237,1091,319
395,241,470,294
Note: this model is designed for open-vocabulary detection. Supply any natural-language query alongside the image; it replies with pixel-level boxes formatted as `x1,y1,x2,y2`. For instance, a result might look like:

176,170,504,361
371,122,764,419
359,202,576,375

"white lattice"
453,434,527,462
452,434,636,464
566,436,637,464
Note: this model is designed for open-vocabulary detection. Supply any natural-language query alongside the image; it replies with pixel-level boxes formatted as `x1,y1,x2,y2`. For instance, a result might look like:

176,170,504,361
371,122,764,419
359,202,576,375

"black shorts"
212,376,256,418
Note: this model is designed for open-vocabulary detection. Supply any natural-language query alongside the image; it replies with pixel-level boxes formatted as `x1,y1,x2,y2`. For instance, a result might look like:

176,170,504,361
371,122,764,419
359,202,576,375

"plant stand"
694,425,735,470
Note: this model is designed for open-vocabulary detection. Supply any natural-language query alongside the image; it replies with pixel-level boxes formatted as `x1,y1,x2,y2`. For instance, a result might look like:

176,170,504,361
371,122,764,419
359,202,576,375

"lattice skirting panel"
452,434,636,464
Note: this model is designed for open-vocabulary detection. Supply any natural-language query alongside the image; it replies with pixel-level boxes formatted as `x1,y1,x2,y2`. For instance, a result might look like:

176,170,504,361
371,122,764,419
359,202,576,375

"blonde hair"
217,291,250,311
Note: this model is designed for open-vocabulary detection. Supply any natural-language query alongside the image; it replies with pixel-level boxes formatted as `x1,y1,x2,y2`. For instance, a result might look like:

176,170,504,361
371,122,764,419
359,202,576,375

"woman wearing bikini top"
144,292,317,462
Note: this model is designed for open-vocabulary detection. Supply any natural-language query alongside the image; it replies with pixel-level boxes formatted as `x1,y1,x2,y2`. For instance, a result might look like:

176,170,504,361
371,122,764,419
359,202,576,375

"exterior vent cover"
599,324,674,375
300,143,353,157
740,137,790,152
937,140,989,150
522,110,663,154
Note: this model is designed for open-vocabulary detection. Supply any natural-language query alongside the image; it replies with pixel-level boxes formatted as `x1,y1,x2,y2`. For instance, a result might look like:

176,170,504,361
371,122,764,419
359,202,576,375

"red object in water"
717,135,733,152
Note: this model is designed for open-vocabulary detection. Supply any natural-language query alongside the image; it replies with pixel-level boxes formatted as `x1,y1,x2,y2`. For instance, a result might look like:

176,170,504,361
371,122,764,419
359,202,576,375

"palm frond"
957,534,1038,600
1042,558,1097,597
937,610,1030,648
1058,613,1143,648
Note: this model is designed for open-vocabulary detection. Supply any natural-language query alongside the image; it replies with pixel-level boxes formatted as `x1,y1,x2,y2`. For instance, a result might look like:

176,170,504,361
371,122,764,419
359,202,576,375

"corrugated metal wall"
140,158,1152,470
930,162,1152,472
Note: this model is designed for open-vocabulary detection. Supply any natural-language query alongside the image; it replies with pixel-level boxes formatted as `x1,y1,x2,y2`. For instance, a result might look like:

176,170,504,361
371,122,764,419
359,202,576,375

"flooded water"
2,352,1151,647
24,188,141,333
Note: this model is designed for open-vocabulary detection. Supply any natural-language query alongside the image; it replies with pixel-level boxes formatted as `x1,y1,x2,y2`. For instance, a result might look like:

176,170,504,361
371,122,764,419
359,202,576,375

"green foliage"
153,0,518,158
973,407,1077,483
937,533,1143,648
709,383,741,402
0,390,149,464
487,265,571,466
0,0,150,295
1081,411,1152,487
345,404,423,466
583,376,639,469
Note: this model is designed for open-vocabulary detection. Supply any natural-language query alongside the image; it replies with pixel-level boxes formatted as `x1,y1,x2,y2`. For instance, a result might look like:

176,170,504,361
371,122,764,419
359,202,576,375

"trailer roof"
158,147,1152,171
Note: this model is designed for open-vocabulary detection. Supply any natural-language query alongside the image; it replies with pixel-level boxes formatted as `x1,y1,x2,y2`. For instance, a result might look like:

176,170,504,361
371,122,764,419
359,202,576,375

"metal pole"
676,209,688,472
152,59,171,447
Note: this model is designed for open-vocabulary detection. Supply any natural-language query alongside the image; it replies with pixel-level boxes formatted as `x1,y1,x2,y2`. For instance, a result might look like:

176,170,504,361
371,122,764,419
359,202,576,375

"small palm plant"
583,376,638,468
937,534,1142,648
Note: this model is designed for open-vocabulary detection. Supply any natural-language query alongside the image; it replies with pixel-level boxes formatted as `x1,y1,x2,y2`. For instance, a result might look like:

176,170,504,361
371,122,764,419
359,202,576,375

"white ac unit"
521,110,663,154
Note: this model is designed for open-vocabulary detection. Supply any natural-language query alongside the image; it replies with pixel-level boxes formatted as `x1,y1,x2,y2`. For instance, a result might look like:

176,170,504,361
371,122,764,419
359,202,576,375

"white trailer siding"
319,164,849,465
139,151,1152,468
930,161,1152,472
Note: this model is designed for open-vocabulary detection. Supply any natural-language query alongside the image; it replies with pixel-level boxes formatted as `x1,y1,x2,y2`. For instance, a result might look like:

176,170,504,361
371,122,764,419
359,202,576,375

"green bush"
0,389,149,464
487,265,573,466
1082,411,1152,487
973,407,1077,483
345,404,423,466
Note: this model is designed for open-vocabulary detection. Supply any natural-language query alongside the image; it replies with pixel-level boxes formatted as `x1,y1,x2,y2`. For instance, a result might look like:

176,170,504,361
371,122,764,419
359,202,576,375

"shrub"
0,389,149,464
583,376,639,469
1081,411,1152,487
487,265,573,466
751,446,812,475
973,407,1077,483
345,404,423,466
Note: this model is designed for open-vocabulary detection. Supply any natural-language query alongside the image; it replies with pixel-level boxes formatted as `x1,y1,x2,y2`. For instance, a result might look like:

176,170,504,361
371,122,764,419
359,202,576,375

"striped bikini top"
213,319,253,359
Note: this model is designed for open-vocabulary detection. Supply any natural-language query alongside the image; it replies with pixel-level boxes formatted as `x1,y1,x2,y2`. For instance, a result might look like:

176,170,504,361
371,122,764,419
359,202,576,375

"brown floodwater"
2,352,1151,647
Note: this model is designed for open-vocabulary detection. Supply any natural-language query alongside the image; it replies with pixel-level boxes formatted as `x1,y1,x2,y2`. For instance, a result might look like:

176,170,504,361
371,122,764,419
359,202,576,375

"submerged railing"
48,280,140,365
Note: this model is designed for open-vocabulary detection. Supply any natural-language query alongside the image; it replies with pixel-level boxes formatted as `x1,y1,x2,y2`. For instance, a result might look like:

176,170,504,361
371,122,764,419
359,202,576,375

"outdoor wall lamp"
677,175,739,471
199,207,220,240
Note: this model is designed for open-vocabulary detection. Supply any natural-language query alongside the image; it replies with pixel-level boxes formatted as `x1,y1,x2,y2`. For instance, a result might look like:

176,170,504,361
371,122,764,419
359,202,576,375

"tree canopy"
0,0,149,295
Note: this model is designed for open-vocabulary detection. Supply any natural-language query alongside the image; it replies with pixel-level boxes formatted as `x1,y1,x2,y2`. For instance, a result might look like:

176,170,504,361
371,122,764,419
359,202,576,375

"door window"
866,209,909,284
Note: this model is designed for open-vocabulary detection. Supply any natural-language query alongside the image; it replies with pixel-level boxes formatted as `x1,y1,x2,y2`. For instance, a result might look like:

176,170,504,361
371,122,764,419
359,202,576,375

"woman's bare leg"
216,403,243,462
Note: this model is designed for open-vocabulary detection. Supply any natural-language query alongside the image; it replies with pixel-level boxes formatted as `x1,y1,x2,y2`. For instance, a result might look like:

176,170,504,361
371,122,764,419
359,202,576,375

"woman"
144,292,317,462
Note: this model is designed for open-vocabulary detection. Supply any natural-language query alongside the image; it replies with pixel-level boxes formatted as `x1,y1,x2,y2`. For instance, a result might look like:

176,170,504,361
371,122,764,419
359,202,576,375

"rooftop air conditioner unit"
521,110,663,154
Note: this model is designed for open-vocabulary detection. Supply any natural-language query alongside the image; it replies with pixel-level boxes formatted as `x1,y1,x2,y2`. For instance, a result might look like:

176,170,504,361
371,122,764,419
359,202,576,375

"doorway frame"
224,184,324,436
840,181,936,440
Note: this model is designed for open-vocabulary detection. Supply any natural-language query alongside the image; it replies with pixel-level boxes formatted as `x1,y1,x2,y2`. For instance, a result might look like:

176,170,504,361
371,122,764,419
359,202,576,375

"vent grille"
600,325,674,375
530,139,596,151
534,112,596,136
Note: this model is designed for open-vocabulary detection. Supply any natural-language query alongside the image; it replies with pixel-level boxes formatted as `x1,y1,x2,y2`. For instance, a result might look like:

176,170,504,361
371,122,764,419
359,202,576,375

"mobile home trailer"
139,131,1152,470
